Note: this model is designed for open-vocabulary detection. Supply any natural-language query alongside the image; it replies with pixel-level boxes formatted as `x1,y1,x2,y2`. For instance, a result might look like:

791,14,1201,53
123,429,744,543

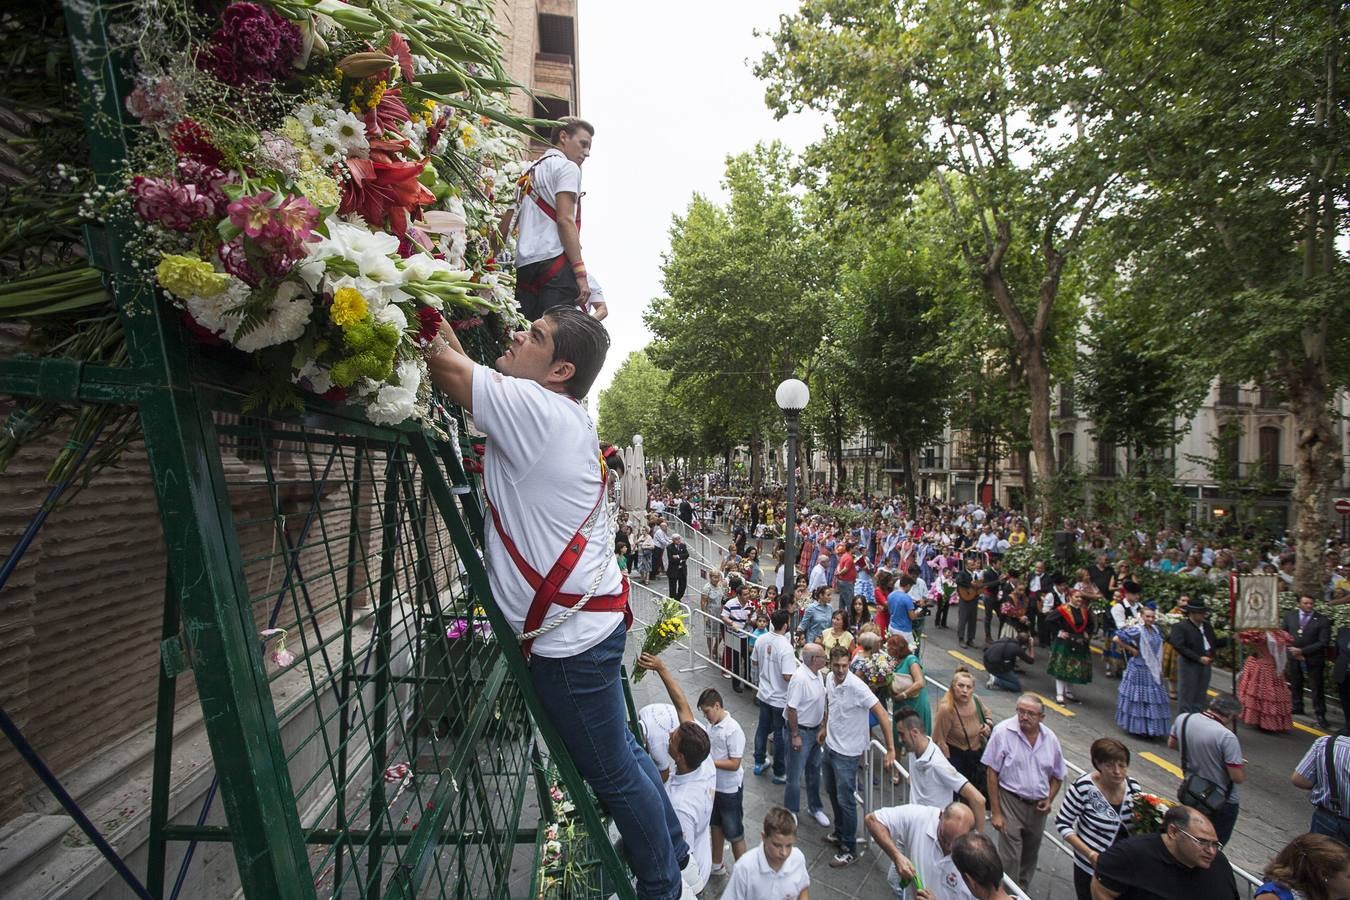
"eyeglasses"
1175,827,1222,852
1015,709,1044,719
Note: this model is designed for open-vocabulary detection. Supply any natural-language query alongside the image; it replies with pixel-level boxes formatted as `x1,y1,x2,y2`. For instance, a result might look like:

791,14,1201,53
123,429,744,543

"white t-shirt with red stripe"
472,364,623,657
515,148,581,268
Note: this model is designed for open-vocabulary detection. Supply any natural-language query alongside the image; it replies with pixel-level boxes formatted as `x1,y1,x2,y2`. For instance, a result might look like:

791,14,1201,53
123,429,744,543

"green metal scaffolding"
0,2,636,897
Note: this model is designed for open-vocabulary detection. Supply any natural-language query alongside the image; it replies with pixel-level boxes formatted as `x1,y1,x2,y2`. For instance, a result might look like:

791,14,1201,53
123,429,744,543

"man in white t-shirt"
821,645,895,868
894,707,986,820
698,687,748,876
784,643,830,827
637,702,682,783
722,807,809,900
505,117,596,321
638,654,717,893
424,308,689,899
865,802,978,900
751,610,797,783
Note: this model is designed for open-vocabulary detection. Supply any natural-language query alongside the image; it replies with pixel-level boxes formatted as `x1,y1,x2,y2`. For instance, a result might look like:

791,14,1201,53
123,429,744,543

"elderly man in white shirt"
638,654,717,893
866,802,979,900
894,707,986,821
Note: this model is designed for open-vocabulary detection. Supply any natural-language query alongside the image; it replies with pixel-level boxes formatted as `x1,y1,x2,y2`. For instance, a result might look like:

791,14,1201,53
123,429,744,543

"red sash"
1056,605,1089,634
486,476,631,659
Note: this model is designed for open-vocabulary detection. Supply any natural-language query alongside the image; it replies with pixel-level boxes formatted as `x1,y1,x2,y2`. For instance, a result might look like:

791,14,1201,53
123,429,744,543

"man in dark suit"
1170,597,1229,714
1284,593,1332,729
666,533,690,602
1332,626,1350,736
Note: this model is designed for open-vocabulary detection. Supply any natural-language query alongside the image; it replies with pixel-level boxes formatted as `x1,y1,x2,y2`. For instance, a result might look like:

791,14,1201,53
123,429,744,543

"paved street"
629,523,1340,899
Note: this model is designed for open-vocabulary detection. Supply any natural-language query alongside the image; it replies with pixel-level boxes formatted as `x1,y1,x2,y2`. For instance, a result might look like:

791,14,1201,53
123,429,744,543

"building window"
1219,421,1241,481
1058,432,1075,471
1058,383,1075,418
1217,380,1240,406
537,13,576,58
1259,385,1285,408
1259,426,1281,480
1096,438,1117,477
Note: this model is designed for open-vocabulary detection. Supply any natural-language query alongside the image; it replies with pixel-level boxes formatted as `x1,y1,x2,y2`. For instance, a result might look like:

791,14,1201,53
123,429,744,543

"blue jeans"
530,624,687,899
783,724,824,815
989,671,1022,692
822,747,861,853
754,701,787,776
1310,807,1350,844
837,578,855,610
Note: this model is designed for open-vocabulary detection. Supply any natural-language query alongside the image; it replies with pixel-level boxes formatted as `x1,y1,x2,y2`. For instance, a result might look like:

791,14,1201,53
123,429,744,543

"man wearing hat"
1170,596,1229,714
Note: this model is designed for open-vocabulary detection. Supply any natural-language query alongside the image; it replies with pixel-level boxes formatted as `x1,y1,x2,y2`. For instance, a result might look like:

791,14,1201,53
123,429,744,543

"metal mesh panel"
209,417,535,898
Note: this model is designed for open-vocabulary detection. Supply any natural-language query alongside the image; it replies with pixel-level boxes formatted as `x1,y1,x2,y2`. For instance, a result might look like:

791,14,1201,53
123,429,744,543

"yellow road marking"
1293,721,1329,738
1207,689,1218,697
1090,645,1102,655
948,650,985,671
1030,692,1075,718
1141,752,1183,779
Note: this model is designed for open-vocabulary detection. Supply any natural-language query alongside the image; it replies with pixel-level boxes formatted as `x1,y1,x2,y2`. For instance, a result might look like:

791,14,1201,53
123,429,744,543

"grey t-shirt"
1170,712,1242,804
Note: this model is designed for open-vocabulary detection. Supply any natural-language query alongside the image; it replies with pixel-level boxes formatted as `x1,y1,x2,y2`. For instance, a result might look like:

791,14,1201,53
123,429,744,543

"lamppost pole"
776,379,810,593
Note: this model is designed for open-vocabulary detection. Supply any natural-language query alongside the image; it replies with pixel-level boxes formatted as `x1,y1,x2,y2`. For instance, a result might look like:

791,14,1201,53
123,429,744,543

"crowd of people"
619,490,1350,898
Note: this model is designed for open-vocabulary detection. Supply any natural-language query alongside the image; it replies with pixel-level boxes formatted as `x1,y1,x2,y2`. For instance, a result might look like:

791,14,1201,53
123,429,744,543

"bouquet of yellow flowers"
632,598,689,683
1131,792,1173,833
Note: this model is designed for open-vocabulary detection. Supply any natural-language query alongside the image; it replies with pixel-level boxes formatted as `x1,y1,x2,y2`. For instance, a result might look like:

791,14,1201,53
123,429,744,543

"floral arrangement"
1131,792,1173,833
631,597,689,683
3,0,540,467
850,649,895,695
537,780,589,900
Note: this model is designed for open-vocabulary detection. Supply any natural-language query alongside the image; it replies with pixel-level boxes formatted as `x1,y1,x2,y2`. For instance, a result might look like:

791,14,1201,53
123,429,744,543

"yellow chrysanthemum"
280,116,306,143
156,254,229,298
330,286,368,327
297,168,341,209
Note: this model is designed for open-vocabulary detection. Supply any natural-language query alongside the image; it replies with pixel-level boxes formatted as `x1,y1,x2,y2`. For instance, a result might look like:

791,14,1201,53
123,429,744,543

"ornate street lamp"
775,378,810,592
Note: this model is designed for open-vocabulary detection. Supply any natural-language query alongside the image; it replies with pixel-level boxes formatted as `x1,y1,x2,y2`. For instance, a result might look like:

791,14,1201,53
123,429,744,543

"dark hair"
951,832,1003,890
697,688,724,710
1090,737,1131,769
886,632,910,658
763,805,797,838
1263,833,1350,900
898,574,915,589
551,116,595,144
771,609,791,631
1163,805,1194,833
543,306,609,399
876,570,895,592
895,706,923,731
673,721,710,770
828,645,850,661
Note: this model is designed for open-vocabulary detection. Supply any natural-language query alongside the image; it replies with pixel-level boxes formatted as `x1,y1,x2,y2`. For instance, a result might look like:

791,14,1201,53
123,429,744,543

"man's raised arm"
424,318,477,412
638,654,694,724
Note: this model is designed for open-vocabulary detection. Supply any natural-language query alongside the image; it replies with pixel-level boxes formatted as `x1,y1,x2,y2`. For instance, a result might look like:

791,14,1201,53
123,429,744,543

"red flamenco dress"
1236,629,1293,733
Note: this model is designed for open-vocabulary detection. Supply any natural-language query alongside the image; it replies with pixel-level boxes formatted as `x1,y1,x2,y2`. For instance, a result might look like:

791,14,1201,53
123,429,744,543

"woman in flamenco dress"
1236,627,1294,733
1113,604,1172,738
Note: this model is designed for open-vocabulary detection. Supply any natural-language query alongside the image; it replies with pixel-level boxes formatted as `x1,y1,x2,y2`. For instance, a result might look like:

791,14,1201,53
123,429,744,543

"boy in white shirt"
722,806,810,900
698,688,748,874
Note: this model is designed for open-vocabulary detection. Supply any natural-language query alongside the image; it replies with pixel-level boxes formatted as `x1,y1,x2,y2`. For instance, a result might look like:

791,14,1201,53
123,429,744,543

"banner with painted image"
1231,574,1280,630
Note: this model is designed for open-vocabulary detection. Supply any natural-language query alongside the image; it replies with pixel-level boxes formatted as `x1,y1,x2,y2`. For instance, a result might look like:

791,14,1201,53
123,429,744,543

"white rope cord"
516,474,622,644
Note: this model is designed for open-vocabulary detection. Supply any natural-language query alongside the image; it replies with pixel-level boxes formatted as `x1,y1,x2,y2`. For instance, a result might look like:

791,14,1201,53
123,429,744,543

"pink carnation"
129,176,214,231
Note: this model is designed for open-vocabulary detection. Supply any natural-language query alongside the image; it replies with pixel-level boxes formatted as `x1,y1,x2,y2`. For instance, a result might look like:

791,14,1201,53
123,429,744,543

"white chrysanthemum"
330,110,369,157
295,102,332,132
372,301,407,332
308,127,344,165
185,278,251,336
365,360,422,426
294,360,334,395
230,281,314,352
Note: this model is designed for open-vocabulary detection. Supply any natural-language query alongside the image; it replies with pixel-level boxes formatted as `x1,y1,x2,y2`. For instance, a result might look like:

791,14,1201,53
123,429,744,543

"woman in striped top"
1054,738,1142,900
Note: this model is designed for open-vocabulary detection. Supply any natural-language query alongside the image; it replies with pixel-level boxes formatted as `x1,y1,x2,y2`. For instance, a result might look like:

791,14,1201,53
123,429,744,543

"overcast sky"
575,1,827,407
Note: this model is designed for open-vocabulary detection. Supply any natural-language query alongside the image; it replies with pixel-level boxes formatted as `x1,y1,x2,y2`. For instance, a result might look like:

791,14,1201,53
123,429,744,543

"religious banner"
1231,574,1280,630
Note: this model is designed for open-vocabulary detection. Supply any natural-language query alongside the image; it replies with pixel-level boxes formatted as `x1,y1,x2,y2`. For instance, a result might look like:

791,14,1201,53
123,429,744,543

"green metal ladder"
0,2,637,897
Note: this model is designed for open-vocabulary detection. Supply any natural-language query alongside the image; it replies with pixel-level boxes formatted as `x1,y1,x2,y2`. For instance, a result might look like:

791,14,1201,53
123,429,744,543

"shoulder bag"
1176,713,1232,818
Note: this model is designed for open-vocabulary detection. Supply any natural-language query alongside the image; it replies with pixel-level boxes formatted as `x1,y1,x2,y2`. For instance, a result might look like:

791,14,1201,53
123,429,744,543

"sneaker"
829,851,856,867
709,862,727,877
823,832,842,848
753,763,768,776
812,808,831,828
986,675,997,689
771,774,787,784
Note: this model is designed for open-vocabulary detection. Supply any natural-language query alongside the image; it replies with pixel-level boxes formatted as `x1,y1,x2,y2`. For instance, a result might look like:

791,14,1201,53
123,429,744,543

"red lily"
340,155,435,236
